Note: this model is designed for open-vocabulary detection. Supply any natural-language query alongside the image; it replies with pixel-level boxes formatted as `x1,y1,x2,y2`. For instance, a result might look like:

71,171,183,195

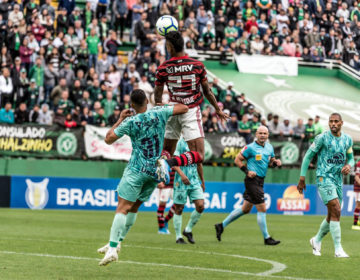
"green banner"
0,124,83,158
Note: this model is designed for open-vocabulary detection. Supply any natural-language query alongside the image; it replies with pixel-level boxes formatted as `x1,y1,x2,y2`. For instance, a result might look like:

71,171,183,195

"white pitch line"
0,250,321,280
0,237,285,275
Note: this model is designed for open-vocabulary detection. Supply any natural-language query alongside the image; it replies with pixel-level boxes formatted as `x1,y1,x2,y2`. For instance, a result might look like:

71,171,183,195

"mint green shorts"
317,177,343,205
117,168,158,202
173,183,204,205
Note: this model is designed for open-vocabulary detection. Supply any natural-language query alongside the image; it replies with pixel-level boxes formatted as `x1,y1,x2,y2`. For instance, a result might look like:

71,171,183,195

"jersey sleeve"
241,145,251,159
114,118,131,138
199,63,207,83
155,65,166,86
309,133,324,153
153,105,174,122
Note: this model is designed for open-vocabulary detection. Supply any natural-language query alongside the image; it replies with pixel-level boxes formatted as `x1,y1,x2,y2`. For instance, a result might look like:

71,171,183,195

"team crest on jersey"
166,67,174,74
25,178,49,210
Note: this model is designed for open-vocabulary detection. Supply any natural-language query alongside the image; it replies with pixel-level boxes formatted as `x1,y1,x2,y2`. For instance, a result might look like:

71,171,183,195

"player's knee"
196,203,205,213
242,208,251,214
175,204,184,215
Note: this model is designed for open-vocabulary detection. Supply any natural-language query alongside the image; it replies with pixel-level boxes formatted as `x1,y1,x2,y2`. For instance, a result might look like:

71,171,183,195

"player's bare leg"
187,138,205,188
183,199,204,244
163,138,178,156
352,200,360,230
326,198,348,257
99,197,136,266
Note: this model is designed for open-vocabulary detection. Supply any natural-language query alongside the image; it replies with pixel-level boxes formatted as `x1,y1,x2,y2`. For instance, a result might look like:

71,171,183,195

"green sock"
173,214,182,240
109,213,127,247
185,210,202,233
314,219,330,243
119,212,137,241
329,221,342,251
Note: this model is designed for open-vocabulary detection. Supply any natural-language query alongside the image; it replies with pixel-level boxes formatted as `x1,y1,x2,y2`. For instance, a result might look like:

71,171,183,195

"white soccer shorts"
355,191,360,202
165,105,204,141
159,188,173,203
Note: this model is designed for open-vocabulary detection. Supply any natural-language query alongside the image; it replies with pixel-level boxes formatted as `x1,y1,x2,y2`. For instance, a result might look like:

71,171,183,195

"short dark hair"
165,31,184,52
330,112,342,120
130,89,147,107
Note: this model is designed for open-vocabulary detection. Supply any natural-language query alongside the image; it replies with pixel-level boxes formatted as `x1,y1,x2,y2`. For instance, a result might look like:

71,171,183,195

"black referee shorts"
243,176,265,205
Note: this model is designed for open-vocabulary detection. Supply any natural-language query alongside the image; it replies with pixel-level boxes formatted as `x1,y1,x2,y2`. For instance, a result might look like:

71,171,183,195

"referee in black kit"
215,126,282,245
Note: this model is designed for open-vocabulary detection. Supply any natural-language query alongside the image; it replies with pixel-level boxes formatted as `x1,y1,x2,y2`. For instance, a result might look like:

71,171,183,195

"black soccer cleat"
264,237,281,246
176,238,187,244
183,230,195,244
215,223,224,242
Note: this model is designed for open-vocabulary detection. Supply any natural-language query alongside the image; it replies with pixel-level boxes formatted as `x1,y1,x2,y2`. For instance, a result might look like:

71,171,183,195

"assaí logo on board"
277,185,310,212
25,178,49,210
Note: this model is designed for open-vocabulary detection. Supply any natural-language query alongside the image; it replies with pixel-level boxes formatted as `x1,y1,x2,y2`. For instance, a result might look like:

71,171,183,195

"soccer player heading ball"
298,113,354,258
154,31,229,190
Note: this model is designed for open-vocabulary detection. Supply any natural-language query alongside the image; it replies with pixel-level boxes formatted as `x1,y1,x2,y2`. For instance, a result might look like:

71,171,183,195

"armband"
240,166,249,175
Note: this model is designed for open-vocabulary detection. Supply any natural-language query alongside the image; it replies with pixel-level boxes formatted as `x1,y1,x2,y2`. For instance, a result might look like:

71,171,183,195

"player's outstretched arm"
297,149,316,193
201,79,229,121
172,104,189,116
105,109,132,145
154,85,164,105
342,149,355,175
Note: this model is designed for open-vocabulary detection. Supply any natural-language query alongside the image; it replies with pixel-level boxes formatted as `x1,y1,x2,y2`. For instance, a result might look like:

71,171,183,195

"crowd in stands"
0,0,358,132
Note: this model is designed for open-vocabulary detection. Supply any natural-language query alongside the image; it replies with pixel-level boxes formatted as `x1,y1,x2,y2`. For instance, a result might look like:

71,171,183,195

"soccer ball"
156,15,178,36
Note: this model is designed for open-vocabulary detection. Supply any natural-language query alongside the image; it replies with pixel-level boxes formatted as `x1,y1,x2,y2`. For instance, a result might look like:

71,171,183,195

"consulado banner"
0,124,83,158
10,175,358,216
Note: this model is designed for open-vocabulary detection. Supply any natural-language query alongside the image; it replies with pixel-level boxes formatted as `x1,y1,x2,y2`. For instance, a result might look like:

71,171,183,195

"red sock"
354,208,360,225
165,204,176,222
167,151,203,167
157,205,165,228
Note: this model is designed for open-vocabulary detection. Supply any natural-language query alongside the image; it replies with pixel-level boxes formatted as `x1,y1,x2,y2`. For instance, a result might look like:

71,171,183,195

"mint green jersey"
114,106,174,178
310,131,353,186
174,138,200,188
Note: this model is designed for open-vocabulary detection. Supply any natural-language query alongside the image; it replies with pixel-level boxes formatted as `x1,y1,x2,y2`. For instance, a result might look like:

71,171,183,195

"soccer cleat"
264,237,281,246
158,227,170,235
335,248,349,258
97,242,121,254
99,247,118,266
164,221,171,233
183,230,195,244
215,223,224,242
352,225,360,230
156,159,171,184
310,237,321,256
176,238,187,244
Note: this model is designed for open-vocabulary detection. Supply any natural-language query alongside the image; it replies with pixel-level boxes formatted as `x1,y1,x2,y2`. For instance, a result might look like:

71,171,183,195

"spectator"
58,0,76,16
108,105,120,126
238,114,252,144
103,30,122,65
268,115,281,137
94,107,107,127
29,104,40,123
53,107,66,126
304,118,315,142
0,102,14,124
314,115,325,136
29,57,44,100
251,34,264,54
58,90,74,115
293,119,305,139
101,91,117,119
38,103,52,125
15,102,29,124
59,61,75,87
279,118,294,137
249,114,261,134
64,113,77,128
0,67,13,106
51,78,68,108
80,106,93,126
350,53,360,71
225,19,238,44
227,113,239,133
113,0,128,40
44,63,58,103
28,79,40,109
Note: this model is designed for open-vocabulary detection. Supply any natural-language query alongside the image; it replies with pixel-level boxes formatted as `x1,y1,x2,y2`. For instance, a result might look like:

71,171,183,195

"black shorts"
243,176,265,205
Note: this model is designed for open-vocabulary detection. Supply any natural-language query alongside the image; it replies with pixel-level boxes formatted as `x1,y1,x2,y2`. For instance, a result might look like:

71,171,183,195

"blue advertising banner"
10,175,357,216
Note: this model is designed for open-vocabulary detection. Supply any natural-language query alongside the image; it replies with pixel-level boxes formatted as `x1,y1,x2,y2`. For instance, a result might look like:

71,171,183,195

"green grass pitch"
0,208,359,280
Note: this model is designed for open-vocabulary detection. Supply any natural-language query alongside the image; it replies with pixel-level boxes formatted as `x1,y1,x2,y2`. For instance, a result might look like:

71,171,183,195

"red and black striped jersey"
354,160,360,192
155,55,207,108
164,170,175,189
